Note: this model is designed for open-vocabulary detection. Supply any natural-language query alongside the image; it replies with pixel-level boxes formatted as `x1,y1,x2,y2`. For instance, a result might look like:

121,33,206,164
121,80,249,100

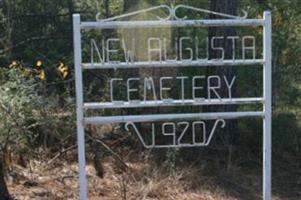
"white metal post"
263,11,272,200
73,14,88,200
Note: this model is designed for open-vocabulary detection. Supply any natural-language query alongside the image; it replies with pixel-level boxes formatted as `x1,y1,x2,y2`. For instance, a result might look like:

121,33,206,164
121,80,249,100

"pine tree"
209,0,238,169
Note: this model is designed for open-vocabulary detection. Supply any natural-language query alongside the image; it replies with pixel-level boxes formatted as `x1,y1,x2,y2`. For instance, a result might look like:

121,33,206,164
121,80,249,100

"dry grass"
6,151,301,200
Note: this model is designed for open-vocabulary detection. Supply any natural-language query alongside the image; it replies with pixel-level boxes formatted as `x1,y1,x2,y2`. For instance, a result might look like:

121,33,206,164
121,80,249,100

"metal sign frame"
73,5,272,200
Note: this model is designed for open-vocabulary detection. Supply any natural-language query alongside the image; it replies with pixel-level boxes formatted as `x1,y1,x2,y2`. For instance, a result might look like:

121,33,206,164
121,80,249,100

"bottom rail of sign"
84,111,264,124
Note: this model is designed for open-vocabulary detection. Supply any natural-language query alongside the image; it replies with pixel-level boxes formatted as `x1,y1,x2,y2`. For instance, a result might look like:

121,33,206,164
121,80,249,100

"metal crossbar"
84,97,263,109
84,111,264,124
82,59,264,69
81,19,264,29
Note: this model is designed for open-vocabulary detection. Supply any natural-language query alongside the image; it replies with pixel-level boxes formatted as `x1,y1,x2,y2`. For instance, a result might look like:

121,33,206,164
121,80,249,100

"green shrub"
0,68,42,151
0,68,76,157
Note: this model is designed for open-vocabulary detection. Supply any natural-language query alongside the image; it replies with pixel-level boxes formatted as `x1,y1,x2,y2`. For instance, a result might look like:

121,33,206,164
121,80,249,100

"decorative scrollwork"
96,5,172,22
125,122,155,148
125,119,226,148
205,119,226,145
96,4,248,22
174,4,248,20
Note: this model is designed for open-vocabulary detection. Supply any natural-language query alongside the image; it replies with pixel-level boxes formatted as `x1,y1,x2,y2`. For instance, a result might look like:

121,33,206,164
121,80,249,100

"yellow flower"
57,62,69,79
36,60,43,68
9,60,18,68
38,69,46,80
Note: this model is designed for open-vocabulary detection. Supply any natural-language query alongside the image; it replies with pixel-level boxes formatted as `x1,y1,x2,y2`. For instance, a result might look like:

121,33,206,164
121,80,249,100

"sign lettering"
90,35,256,64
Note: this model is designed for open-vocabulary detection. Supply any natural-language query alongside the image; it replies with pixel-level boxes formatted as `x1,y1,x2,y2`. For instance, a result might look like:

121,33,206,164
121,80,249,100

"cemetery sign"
73,5,272,200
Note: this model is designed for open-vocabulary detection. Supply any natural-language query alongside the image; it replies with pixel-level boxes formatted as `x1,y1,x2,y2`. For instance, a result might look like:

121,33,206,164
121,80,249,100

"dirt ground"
6,150,301,200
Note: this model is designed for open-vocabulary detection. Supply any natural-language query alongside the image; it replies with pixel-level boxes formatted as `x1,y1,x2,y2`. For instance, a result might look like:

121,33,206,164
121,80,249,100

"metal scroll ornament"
125,119,226,148
96,4,248,22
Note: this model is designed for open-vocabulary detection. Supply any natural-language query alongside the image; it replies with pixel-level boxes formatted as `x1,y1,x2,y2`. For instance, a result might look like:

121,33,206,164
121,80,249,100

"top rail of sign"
80,19,264,29
80,4,264,29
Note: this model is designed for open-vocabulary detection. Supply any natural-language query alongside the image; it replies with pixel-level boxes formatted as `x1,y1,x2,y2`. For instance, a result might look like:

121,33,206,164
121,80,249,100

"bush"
0,68,43,152
0,68,75,159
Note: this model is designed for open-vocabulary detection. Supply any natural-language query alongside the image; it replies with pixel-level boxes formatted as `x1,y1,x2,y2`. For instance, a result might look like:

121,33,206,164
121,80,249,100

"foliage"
0,67,75,157
0,1,300,199
0,68,43,153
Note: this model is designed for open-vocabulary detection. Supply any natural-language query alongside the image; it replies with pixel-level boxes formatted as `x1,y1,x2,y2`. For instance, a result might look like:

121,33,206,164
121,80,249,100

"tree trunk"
104,0,110,18
68,0,75,50
0,159,11,200
123,0,140,117
209,0,239,169
123,0,139,12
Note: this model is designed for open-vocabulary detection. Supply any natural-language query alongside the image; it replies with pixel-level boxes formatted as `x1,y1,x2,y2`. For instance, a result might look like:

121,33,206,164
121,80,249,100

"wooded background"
0,0,301,199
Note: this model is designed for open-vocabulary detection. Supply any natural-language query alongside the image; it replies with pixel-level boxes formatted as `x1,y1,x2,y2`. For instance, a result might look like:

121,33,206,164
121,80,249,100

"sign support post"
73,14,88,200
263,11,272,200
